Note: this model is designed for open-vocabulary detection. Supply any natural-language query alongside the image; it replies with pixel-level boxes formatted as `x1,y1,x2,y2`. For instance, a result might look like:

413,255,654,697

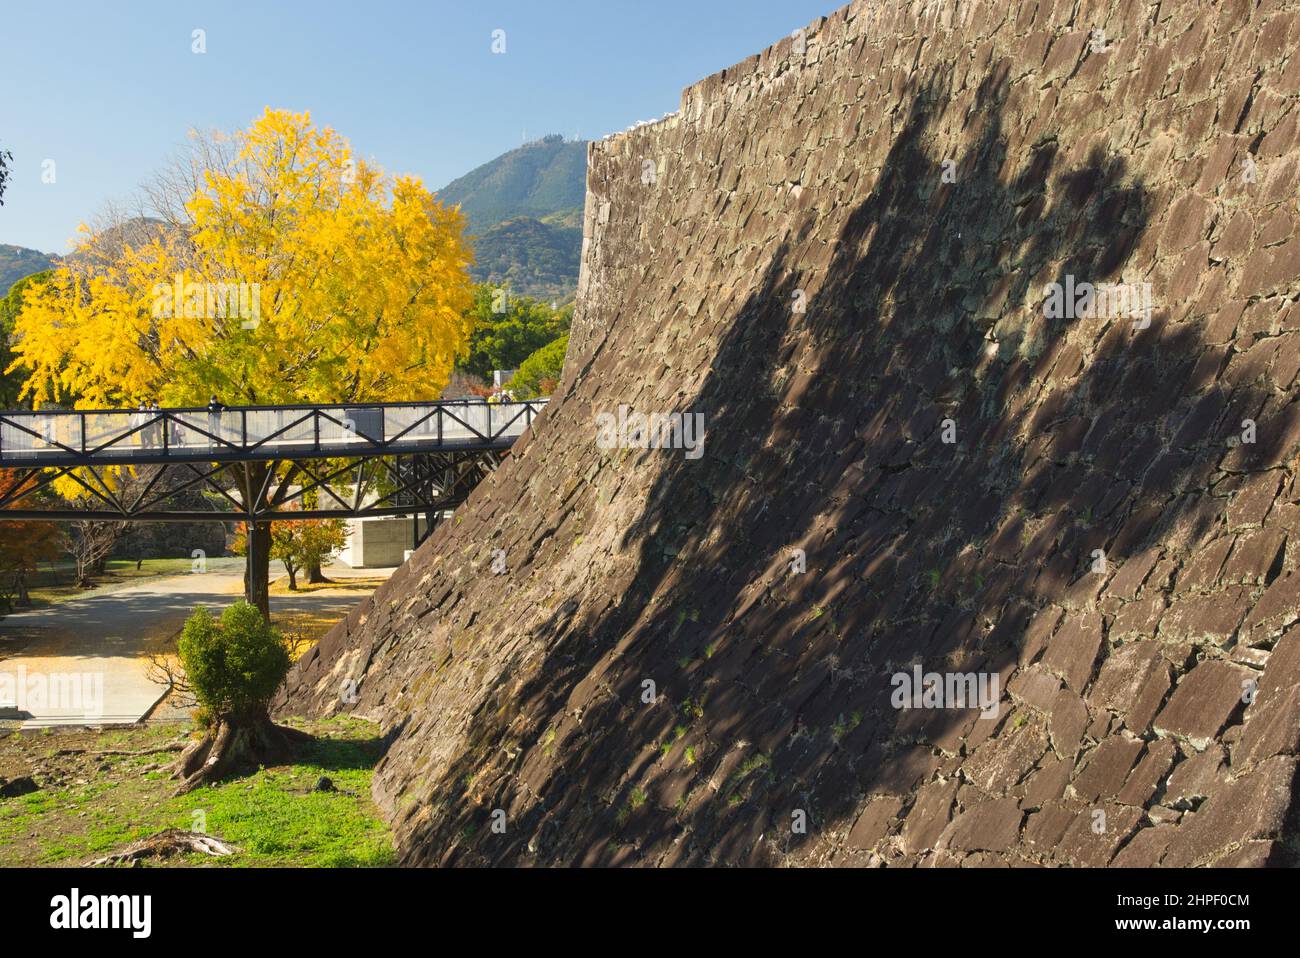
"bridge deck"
0,399,547,468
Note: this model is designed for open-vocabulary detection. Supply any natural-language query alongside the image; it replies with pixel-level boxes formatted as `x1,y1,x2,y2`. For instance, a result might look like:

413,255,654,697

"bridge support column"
244,520,272,620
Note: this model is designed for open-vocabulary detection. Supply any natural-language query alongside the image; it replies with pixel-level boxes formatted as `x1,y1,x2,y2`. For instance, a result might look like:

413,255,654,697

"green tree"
271,519,348,590
173,600,308,792
511,334,568,398
300,519,349,584
180,602,291,719
232,512,348,591
460,285,569,382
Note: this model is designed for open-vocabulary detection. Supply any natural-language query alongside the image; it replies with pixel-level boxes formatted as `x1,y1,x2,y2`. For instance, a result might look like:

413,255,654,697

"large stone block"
1089,641,1172,734
1162,758,1297,866
938,797,1024,853
1041,612,1105,692
1071,737,1145,802
1153,660,1251,749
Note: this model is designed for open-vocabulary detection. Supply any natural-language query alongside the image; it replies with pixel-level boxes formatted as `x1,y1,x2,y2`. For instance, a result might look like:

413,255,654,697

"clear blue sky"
0,0,836,253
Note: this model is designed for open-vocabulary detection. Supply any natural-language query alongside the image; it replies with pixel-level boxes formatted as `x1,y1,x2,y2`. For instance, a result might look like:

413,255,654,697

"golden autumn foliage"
9,108,476,409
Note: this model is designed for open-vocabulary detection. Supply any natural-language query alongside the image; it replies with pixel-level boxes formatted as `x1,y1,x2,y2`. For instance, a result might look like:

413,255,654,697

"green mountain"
0,244,58,295
439,134,587,231
438,134,587,300
470,216,582,303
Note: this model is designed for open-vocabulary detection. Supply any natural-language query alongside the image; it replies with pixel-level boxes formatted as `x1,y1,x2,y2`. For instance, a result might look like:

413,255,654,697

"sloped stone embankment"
281,0,1300,865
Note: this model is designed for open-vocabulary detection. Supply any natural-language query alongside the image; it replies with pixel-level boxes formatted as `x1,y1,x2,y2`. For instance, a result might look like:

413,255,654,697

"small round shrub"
178,601,292,721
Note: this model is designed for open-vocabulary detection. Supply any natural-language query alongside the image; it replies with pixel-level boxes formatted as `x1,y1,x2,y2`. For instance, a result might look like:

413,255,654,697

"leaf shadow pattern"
370,62,1295,866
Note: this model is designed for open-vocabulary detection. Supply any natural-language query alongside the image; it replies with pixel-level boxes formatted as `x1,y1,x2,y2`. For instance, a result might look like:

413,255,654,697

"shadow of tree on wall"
395,61,1290,865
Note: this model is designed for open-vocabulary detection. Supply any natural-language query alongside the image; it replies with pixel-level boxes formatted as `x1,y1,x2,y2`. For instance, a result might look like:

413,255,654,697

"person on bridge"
133,402,148,454
207,395,224,452
148,400,162,449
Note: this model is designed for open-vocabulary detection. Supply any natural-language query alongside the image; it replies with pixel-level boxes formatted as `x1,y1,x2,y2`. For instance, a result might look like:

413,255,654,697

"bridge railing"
0,399,548,465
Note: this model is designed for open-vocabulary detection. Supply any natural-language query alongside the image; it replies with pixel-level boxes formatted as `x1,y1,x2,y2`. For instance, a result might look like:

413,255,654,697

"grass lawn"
0,716,394,867
22,557,241,610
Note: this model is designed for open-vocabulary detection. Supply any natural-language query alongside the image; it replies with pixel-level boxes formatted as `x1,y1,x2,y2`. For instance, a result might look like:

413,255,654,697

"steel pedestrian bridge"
0,399,546,525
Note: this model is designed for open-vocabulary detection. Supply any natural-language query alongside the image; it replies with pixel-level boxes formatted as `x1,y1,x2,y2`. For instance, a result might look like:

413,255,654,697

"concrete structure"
339,515,434,569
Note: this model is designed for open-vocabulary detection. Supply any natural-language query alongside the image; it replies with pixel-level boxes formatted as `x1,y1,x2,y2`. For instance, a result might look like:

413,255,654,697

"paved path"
0,562,391,728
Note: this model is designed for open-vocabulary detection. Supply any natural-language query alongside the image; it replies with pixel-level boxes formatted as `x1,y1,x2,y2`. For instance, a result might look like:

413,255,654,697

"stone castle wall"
282,0,1300,866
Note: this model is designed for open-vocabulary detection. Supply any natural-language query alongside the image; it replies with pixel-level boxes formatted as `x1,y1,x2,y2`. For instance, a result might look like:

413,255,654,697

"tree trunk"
244,521,272,619
171,711,312,794
240,462,275,620
14,572,30,607
306,559,330,584
285,561,298,592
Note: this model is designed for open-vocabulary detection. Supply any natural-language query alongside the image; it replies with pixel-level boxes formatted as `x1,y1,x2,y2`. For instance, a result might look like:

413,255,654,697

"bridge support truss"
0,449,505,524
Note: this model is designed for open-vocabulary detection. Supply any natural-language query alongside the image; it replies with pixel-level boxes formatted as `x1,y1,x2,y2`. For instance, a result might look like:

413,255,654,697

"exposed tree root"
84,829,238,866
171,714,314,794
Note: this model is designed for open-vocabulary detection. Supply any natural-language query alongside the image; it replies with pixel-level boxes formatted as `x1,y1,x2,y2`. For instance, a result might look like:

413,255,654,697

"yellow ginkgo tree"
9,108,476,615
